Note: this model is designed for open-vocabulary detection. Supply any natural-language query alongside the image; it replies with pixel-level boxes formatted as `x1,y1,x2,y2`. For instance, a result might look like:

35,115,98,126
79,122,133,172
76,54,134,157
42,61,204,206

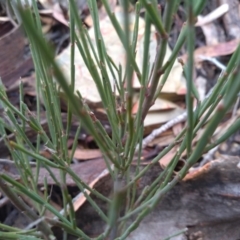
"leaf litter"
1,1,240,239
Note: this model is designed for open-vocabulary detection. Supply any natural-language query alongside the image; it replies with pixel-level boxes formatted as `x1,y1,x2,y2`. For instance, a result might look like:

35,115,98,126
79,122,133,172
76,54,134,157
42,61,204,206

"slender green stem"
185,0,195,156
205,117,240,151
0,177,53,239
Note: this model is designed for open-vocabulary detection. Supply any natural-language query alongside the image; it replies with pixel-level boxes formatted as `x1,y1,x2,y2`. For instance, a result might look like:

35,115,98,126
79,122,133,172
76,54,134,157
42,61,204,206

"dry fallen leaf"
52,3,69,26
143,107,185,127
71,148,103,160
158,147,177,169
132,98,178,114
148,130,175,148
71,168,109,212
0,157,109,219
56,7,186,104
0,158,107,186
181,39,240,63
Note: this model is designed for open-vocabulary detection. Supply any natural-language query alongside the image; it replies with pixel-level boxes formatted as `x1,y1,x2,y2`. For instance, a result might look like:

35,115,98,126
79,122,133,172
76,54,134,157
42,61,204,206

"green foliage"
0,0,240,239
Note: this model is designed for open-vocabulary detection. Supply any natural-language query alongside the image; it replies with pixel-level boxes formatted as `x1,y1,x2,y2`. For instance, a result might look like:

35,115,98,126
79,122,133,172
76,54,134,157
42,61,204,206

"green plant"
0,0,240,239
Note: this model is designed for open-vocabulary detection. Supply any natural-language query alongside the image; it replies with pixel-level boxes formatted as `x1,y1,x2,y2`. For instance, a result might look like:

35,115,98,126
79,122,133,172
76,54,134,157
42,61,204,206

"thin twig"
137,111,187,150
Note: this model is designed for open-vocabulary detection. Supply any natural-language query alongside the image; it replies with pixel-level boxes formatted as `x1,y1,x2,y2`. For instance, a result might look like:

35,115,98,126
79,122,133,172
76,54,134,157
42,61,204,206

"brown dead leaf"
184,156,240,182
0,158,109,219
158,148,177,169
71,168,109,212
0,158,107,186
148,130,175,148
181,39,240,63
0,24,33,88
172,122,183,137
56,7,186,104
20,75,37,96
36,158,107,186
133,42,186,96
132,98,178,114
38,1,68,26
71,148,103,160
143,107,185,127
52,3,69,26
